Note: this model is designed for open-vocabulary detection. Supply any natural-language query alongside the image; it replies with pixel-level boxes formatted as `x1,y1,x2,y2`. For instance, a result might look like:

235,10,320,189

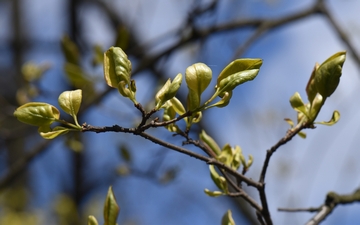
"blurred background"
1,0,360,224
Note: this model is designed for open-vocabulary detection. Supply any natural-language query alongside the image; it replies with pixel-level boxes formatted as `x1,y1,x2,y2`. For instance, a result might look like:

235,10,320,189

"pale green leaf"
221,210,236,225
204,189,223,197
88,216,99,225
14,102,60,126
216,69,260,97
289,92,308,116
199,130,221,156
306,63,319,103
155,73,182,110
315,110,340,126
58,89,82,117
104,186,120,225
217,58,262,87
103,47,131,88
39,126,70,139
185,63,212,94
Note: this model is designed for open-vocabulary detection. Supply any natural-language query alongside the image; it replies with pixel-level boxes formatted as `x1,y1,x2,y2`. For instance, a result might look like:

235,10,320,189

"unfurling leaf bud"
103,186,120,225
155,73,182,110
104,47,137,103
104,47,131,88
185,63,212,111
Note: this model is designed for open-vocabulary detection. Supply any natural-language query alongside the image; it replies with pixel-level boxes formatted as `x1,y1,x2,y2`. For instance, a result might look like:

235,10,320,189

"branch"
305,189,360,225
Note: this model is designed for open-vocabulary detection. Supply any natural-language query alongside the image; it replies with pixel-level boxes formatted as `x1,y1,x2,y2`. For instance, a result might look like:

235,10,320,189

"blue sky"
2,0,360,224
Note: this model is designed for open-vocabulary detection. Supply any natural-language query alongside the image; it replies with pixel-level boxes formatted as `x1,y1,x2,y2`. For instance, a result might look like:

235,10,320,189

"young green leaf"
185,63,212,95
204,189,223,197
309,93,324,122
185,63,212,113
217,58,262,87
58,89,82,126
289,92,308,117
209,165,228,192
221,210,236,225
39,126,70,139
199,130,221,156
314,51,346,98
104,186,120,225
104,47,131,88
88,216,99,225
306,63,319,103
155,73,182,110
216,69,260,98
14,102,60,126
315,110,340,126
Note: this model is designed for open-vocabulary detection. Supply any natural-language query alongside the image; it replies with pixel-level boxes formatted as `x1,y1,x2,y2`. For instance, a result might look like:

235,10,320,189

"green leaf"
209,165,228,192
232,146,242,170
309,93,324,122
103,47,132,89
306,63,319,103
218,144,233,166
289,92,308,116
104,186,120,225
217,58,262,87
221,210,236,225
168,97,186,115
216,69,260,98
314,51,346,98
206,91,232,109
58,89,82,122
88,216,99,225
14,102,60,126
199,130,221,156
39,126,70,139
204,189,223,197
155,73,182,110
315,110,340,126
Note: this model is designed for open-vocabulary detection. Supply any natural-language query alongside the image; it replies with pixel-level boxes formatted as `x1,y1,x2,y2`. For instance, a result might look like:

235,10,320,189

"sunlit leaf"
306,63,319,103
88,216,99,225
209,165,228,192
315,110,340,126
39,126,70,139
103,47,131,89
104,186,120,225
216,69,260,97
309,93,324,122
217,58,262,87
314,51,346,98
58,89,82,118
221,210,236,225
14,102,60,126
289,92,308,116
155,73,182,110
199,130,221,156
204,189,223,197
